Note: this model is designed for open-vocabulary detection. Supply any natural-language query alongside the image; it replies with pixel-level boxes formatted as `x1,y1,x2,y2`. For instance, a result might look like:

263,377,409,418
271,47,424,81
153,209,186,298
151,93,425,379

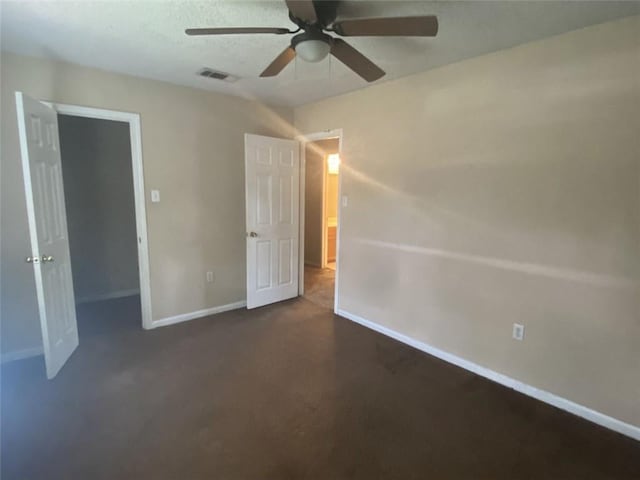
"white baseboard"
151,300,247,328
337,309,640,442
76,289,140,304
1,346,44,364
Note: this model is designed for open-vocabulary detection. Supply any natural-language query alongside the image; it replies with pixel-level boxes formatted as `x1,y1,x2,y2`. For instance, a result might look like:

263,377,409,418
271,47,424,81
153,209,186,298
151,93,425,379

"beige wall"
304,139,338,266
1,52,293,356
58,115,139,302
295,17,640,427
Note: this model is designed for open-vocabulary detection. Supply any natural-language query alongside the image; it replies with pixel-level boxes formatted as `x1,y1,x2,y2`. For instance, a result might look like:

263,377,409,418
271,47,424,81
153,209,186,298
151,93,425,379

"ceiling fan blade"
285,0,317,23
332,16,438,37
260,46,296,77
185,27,291,36
331,38,385,82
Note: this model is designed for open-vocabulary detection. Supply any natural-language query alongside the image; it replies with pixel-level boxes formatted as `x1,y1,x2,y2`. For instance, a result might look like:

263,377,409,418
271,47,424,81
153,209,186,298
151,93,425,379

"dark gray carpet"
2,295,639,479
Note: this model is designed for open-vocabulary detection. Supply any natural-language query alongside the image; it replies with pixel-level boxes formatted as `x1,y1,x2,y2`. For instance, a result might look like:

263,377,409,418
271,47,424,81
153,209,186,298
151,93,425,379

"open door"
16,92,79,379
245,134,300,309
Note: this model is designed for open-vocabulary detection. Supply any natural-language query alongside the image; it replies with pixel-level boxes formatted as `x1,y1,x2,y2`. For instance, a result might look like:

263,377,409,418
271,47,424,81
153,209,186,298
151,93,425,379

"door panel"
256,240,272,290
245,134,299,308
257,174,272,225
16,92,78,378
278,239,292,285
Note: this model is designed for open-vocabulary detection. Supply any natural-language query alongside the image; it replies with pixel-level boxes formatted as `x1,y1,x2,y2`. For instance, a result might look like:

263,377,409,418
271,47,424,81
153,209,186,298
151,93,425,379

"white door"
245,134,300,309
16,92,79,379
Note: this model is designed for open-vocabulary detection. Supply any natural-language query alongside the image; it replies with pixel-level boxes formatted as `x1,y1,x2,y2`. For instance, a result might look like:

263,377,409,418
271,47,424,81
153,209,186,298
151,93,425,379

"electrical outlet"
512,323,525,341
206,271,214,283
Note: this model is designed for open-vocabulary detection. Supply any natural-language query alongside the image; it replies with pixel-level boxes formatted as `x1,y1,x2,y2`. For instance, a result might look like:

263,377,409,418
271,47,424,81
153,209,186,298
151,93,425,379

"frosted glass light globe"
295,39,331,63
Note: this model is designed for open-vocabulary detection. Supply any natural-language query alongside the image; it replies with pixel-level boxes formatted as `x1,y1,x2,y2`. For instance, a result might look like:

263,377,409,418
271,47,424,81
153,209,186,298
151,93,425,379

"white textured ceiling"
1,1,638,106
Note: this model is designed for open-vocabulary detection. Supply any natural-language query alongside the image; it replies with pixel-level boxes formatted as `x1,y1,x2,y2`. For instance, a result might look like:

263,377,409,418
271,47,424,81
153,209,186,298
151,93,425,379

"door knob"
41,255,54,263
247,231,258,238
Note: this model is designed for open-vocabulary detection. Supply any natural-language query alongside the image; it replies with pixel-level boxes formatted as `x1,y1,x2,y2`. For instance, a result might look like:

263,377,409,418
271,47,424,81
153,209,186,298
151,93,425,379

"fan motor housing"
288,1,338,28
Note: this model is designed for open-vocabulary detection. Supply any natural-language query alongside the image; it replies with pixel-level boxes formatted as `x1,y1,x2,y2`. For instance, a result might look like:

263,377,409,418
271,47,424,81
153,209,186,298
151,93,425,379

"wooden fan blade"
331,39,384,82
285,0,317,23
332,16,438,37
260,46,296,77
186,27,291,36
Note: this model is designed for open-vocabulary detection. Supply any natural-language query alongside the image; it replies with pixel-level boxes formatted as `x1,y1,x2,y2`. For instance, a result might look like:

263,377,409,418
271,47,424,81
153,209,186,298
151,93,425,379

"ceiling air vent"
197,68,239,83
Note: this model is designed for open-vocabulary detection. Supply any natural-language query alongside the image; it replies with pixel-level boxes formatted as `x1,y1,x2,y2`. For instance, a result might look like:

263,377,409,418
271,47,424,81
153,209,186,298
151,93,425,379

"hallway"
303,265,335,310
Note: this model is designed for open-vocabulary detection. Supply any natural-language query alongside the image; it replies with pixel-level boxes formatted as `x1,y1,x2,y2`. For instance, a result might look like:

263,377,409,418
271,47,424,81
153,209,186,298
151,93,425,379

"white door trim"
321,150,328,269
296,129,343,313
43,102,153,329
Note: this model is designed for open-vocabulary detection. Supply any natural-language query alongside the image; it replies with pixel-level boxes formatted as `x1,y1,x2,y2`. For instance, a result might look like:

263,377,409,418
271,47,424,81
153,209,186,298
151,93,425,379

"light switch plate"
342,195,348,207
151,190,160,203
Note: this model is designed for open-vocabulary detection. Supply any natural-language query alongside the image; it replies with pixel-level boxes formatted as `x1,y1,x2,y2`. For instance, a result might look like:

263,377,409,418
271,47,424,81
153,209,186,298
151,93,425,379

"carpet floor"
2,294,639,479
303,265,335,310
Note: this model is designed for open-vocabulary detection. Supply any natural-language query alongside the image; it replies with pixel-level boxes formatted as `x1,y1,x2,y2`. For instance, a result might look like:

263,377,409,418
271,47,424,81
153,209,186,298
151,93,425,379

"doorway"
58,114,140,337
15,94,151,377
300,133,341,311
50,103,152,331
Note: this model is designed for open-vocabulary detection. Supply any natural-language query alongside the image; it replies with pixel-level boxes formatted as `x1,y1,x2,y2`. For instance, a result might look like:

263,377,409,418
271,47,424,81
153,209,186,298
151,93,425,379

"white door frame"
44,102,153,329
296,129,343,314
320,148,328,269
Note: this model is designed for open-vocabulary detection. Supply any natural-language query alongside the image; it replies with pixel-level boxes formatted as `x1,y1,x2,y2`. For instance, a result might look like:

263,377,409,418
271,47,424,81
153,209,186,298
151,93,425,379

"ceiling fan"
185,0,438,82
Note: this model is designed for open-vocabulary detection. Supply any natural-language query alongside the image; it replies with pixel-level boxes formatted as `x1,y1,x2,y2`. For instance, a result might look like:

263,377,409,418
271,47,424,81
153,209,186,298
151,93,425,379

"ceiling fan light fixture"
292,31,332,63
186,1,438,82
295,39,331,62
